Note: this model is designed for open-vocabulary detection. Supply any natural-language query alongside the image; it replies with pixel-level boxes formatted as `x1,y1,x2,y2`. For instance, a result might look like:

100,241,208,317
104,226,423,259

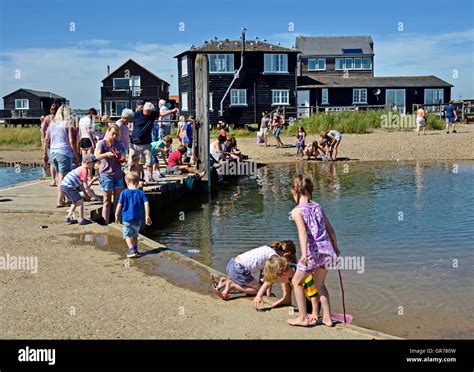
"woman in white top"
79,108,97,156
321,130,342,161
212,241,296,300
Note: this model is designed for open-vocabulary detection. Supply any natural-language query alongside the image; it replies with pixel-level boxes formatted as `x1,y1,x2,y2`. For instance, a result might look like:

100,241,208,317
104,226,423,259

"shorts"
129,143,152,166
99,174,124,192
80,138,93,149
122,220,141,238
61,185,82,204
274,128,281,138
260,128,269,136
167,165,180,174
416,118,426,127
446,117,455,125
158,125,171,139
50,152,72,174
226,257,254,286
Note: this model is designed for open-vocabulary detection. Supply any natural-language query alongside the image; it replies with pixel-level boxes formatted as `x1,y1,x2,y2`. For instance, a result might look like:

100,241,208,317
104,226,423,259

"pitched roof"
101,59,169,84
296,36,374,56
3,88,65,99
175,40,299,58
297,75,453,88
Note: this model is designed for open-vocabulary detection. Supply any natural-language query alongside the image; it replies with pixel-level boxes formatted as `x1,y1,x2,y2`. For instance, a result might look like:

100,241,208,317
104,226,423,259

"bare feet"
308,314,318,326
322,317,334,327
287,317,310,327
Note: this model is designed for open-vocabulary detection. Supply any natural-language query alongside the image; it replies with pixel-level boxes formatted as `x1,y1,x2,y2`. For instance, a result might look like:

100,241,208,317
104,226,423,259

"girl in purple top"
288,175,340,327
94,124,125,225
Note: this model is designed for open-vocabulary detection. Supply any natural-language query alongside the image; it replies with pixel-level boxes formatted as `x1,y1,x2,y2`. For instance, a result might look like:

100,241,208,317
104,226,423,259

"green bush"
425,113,444,130
0,127,41,148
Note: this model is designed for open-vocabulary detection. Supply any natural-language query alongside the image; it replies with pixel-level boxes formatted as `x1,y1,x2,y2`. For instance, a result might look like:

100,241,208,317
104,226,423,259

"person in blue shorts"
115,172,152,258
444,101,458,134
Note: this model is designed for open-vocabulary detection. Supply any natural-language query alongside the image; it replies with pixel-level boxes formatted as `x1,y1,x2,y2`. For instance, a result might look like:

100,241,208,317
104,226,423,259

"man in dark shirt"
444,101,458,134
129,102,159,182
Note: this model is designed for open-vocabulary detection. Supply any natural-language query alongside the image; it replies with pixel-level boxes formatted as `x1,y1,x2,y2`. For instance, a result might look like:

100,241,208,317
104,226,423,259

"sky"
0,0,473,109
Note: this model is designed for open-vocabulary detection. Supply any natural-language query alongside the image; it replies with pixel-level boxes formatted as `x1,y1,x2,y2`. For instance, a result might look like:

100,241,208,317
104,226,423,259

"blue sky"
1,0,473,108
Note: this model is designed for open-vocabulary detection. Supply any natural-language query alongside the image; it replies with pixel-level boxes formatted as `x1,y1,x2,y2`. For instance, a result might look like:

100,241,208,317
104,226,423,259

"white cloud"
0,41,189,109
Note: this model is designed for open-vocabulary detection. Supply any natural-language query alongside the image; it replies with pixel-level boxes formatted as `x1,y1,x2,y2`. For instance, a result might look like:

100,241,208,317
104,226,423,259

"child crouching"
115,172,152,258
60,154,96,225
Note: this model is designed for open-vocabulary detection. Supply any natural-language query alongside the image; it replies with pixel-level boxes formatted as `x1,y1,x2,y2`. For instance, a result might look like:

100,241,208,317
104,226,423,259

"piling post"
194,53,210,193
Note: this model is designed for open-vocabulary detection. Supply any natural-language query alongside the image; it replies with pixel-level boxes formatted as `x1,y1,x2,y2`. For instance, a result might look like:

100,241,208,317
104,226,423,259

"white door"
297,90,310,118
130,76,141,97
386,89,406,114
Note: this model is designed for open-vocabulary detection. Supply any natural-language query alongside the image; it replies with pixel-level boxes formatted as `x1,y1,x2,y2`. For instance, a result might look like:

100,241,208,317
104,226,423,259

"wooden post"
194,53,210,193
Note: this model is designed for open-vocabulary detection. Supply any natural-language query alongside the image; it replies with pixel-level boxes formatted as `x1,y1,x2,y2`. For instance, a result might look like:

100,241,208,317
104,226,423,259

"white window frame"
335,58,345,70
354,58,363,70
181,92,188,111
209,54,235,73
308,58,326,71
321,88,329,105
181,56,188,77
209,92,213,112
272,89,290,106
230,89,247,106
353,89,367,104
363,58,372,70
15,99,29,110
264,54,288,73
424,89,444,105
345,58,353,70
113,78,129,91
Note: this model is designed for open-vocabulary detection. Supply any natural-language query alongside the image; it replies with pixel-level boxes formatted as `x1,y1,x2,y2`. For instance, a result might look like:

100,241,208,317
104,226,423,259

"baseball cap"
137,100,144,106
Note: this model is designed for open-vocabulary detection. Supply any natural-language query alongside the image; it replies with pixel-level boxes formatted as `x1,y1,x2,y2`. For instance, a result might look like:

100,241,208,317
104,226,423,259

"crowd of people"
41,100,204,258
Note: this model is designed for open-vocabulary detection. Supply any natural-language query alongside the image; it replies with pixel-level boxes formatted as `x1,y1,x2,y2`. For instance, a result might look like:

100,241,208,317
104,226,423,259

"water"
0,166,43,189
146,161,474,338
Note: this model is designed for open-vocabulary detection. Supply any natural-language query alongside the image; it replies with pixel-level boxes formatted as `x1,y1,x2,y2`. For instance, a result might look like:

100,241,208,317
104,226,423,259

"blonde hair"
291,175,314,204
53,104,72,121
270,240,296,263
125,172,140,184
263,256,290,283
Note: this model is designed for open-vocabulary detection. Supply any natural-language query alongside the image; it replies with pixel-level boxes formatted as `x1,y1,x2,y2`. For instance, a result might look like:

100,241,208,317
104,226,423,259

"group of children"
297,128,342,161
213,175,341,327
259,109,285,148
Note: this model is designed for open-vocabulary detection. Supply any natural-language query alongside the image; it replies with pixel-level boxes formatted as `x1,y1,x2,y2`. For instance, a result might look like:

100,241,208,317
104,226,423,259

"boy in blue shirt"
115,172,152,258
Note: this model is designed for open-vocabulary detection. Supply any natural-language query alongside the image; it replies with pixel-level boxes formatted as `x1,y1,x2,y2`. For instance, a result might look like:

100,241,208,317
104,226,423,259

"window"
181,56,188,76
353,89,367,104
354,58,362,70
345,58,353,70
363,58,372,70
113,78,129,91
321,89,329,104
424,89,444,105
116,101,128,115
209,54,234,73
209,92,213,112
264,54,288,73
181,92,188,111
335,58,345,70
308,58,326,71
231,89,247,106
272,90,289,105
15,99,29,109
343,48,363,54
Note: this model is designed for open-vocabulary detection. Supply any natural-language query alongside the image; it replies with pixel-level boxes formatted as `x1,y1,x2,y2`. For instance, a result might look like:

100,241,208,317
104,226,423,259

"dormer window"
308,58,326,71
264,54,288,73
209,54,234,73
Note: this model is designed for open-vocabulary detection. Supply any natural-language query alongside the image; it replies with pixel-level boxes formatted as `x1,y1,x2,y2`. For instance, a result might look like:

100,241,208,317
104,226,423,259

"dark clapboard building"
296,36,452,116
101,59,170,117
2,88,67,118
175,39,299,126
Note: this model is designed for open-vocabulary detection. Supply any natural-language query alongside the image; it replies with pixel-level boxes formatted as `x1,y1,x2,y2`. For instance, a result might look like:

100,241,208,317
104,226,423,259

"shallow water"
0,166,43,189
146,161,474,338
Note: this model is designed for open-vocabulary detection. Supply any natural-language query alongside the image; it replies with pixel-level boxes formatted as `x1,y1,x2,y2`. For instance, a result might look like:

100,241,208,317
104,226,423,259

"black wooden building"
296,36,453,115
175,40,299,126
2,88,67,118
100,59,170,117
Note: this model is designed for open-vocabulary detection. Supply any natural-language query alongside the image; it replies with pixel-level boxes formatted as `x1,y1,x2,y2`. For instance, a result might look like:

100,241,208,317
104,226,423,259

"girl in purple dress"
288,175,340,327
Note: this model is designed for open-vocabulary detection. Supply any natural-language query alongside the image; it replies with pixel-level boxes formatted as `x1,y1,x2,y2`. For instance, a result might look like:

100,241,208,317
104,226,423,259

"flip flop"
331,312,353,324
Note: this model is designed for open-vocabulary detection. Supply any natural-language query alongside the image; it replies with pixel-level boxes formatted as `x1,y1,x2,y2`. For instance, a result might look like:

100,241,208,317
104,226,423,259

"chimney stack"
107,65,110,75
